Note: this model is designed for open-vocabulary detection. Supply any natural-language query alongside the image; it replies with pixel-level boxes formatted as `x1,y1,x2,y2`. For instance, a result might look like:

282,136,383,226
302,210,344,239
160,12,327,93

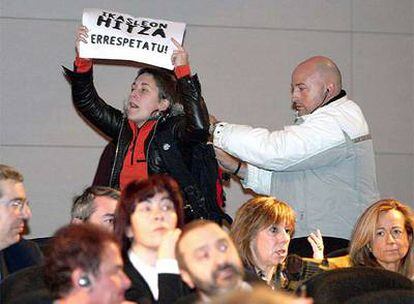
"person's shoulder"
3,238,43,274
17,238,40,250
321,97,370,137
155,114,184,134
328,95,363,112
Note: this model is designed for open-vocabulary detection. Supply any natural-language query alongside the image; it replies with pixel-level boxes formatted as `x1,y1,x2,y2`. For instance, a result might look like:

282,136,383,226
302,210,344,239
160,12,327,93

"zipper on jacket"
130,128,139,166
145,116,162,170
109,114,125,187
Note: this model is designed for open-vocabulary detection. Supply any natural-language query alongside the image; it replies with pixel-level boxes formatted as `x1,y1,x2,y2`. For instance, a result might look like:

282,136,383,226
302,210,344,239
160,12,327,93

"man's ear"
158,99,170,112
71,218,84,225
326,83,335,96
180,269,195,289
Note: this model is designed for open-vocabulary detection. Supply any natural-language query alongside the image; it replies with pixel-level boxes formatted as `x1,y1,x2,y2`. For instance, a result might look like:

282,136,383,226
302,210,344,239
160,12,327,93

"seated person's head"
115,175,184,254
44,223,130,304
230,197,296,276
349,198,414,279
176,220,244,301
71,186,120,231
210,285,313,304
0,164,31,250
127,67,181,126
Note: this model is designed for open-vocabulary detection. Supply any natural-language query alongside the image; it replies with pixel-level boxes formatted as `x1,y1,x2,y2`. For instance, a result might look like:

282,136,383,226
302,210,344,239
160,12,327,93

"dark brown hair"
44,223,119,299
136,67,180,114
114,175,184,252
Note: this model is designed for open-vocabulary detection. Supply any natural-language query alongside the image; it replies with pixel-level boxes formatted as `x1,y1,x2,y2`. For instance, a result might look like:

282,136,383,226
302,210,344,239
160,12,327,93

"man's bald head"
291,56,343,116
294,56,342,94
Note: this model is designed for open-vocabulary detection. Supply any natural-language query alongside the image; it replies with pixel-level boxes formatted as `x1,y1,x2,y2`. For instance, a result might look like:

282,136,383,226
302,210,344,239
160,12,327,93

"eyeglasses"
0,198,30,212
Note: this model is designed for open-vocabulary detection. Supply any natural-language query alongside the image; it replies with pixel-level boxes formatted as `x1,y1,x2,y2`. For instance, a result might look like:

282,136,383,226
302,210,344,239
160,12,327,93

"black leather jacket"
64,67,210,190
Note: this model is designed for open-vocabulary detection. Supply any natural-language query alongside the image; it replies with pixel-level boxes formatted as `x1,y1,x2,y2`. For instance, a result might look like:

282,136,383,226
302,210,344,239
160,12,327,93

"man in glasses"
0,164,40,280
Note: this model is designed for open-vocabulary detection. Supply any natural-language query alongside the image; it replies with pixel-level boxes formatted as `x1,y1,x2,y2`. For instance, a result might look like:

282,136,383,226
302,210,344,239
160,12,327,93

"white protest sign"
80,8,186,70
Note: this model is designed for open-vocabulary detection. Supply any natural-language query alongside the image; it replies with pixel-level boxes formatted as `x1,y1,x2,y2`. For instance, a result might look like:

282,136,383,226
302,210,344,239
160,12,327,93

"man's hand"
213,147,246,179
171,38,189,67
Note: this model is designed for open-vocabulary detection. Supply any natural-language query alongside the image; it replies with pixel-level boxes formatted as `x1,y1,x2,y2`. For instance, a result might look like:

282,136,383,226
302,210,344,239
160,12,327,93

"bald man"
211,56,379,240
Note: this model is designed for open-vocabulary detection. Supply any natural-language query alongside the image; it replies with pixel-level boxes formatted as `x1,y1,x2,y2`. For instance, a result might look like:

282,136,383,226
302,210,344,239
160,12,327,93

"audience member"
1,185,120,303
44,223,131,304
71,185,120,231
211,56,379,239
175,220,249,303
210,285,313,304
349,198,414,280
64,26,221,221
230,196,324,289
0,164,42,280
114,175,189,303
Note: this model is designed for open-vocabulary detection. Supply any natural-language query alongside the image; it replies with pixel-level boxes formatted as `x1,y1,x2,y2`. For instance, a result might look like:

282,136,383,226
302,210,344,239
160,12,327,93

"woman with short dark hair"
114,175,189,303
65,26,219,222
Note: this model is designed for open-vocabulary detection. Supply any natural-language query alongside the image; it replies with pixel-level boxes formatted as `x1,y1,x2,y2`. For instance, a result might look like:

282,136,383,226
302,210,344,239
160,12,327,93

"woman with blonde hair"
230,196,324,288
349,199,414,280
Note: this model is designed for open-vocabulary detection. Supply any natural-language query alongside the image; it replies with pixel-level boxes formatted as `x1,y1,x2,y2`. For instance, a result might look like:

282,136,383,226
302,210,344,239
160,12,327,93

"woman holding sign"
64,26,226,224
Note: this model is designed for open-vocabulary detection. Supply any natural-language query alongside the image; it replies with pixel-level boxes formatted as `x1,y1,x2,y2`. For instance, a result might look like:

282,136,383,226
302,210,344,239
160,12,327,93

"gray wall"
1,0,413,238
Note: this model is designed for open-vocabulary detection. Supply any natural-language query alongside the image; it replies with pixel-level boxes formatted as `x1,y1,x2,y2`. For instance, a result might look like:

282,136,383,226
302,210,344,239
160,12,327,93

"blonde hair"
349,199,414,279
230,196,296,268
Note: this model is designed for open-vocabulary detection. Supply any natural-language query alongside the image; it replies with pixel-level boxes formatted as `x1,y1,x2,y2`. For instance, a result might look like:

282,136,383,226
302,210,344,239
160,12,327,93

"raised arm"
171,39,210,143
63,25,123,139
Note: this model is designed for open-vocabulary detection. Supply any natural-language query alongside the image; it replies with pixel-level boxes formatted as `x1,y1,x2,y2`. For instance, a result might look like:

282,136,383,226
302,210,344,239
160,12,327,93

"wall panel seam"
1,16,413,36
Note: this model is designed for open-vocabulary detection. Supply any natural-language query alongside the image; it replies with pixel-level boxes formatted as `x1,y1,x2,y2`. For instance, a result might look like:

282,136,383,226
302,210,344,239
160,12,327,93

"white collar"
128,249,159,300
